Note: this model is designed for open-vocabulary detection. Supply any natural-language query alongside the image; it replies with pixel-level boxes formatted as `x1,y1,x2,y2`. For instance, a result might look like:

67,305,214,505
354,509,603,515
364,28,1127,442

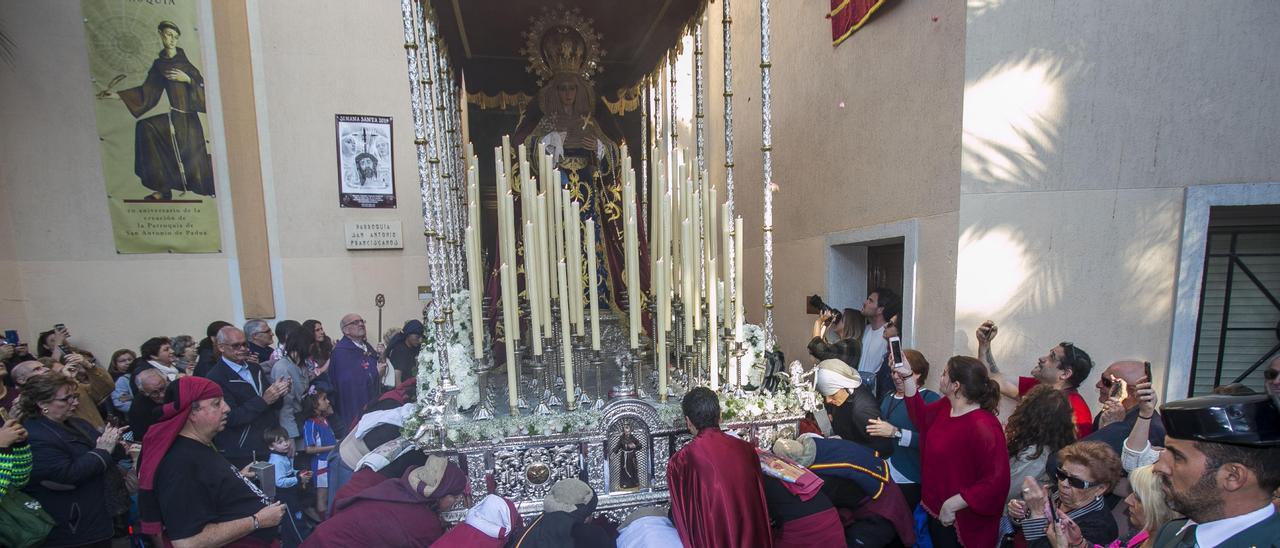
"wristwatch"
892,428,903,439
251,515,260,531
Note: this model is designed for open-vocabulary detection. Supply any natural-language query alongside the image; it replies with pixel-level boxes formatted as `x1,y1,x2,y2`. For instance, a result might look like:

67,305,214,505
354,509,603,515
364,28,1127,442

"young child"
301,388,337,520
265,426,311,521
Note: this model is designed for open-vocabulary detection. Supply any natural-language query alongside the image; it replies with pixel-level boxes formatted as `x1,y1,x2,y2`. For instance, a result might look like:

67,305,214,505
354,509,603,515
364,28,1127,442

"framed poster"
336,114,396,208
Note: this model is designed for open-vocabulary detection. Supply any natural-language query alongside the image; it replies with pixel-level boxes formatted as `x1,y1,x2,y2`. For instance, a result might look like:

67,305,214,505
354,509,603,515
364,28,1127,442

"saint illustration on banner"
83,0,221,253
336,114,397,208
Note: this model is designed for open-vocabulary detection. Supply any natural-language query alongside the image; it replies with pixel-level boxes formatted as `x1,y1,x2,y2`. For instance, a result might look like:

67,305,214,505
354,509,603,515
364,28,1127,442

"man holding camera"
975,321,1095,438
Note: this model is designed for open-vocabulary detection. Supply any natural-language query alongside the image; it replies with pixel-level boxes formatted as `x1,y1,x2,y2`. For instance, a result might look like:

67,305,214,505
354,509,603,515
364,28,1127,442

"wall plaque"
345,221,403,250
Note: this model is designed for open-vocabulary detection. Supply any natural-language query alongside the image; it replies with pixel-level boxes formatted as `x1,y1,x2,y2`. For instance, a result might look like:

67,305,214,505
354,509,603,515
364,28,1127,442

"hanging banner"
828,0,887,47
82,0,222,253
336,114,397,209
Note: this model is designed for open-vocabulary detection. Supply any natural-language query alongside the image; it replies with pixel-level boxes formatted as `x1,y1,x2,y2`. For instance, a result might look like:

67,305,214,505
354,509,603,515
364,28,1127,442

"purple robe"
330,336,381,432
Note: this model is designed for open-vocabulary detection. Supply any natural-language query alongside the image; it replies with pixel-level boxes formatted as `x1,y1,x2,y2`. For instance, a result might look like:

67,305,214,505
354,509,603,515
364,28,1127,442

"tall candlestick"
500,263,518,411
722,203,731,328
556,260,575,409
536,194,552,334
734,216,744,332
626,214,640,349
501,191,519,342
656,258,668,402
466,227,483,358
569,200,585,335
707,257,719,390
523,222,542,355
662,191,674,333
586,219,600,351
682,218,694,346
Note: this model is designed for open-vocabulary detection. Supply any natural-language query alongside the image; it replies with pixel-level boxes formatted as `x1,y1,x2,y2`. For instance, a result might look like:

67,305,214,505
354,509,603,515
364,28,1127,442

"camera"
806,295,842,324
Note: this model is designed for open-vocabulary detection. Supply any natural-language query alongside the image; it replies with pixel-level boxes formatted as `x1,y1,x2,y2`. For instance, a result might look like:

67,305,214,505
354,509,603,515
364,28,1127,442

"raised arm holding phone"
897,354,1010,548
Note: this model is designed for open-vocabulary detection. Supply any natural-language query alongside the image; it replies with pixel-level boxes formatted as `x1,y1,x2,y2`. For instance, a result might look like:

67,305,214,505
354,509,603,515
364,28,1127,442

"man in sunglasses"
1151,394,1280,547
207,326,290,468
975,321,1096,438
1265,356,1279,399
1078,361,1168,455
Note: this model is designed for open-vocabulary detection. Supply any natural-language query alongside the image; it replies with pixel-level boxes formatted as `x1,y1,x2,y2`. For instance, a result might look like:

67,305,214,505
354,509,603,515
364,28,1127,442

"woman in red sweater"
900,355,1010,547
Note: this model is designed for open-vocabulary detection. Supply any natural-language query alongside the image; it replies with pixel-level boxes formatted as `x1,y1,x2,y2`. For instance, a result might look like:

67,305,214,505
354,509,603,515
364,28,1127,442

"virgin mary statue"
511,10,649,321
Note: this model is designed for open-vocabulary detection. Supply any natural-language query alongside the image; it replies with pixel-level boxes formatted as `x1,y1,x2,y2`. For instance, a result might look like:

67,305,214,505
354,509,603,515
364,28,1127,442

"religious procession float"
395,0,815,521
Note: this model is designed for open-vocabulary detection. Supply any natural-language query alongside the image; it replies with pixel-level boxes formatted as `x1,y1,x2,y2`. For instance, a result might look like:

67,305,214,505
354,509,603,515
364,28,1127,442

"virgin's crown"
522,7,605,84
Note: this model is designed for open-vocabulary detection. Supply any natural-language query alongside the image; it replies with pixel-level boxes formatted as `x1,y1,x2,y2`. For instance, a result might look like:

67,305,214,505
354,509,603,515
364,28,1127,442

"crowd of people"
0,288,1277,547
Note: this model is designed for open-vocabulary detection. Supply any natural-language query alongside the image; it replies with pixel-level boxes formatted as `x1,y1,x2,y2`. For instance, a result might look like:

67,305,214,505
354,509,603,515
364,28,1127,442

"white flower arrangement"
404,290,481,442
436,408,607,445
718,387,822,422
735,323,769,387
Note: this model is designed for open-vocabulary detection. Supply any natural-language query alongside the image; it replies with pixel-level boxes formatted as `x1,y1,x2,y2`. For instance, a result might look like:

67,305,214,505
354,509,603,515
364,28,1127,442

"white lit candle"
523,222,541,356
556,260,575,409
707,257,719,390
586,218,600,351
500,263,518,410
656,258,668,401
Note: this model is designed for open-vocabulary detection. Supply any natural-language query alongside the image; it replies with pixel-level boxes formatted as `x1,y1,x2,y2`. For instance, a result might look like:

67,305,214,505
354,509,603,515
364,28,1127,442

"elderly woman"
814,358,892,454
1009,440,1123,548
134,336,183,381
170,334,199,375
20,373,130,547
1047,464,1182,548
304,455,467,547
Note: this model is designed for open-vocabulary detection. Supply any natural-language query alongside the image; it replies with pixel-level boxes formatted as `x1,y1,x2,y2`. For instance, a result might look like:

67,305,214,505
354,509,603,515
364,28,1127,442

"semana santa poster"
82,0,222,253
335,114,397,209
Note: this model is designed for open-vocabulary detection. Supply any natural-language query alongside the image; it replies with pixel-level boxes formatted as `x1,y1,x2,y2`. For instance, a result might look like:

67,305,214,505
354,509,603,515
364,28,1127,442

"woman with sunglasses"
19,373,133,547
1011,440,1122,548
898,355,1010,548
1043,464,1180,548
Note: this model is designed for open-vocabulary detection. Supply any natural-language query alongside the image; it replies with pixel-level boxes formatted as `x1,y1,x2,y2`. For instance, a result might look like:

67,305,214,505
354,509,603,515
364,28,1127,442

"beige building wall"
705,0,966,371
956,1,1280,406
0,0,429,357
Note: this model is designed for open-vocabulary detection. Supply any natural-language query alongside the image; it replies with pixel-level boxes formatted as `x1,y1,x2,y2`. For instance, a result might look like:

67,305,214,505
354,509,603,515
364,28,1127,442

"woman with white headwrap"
431,493,523,548
814,359,893,455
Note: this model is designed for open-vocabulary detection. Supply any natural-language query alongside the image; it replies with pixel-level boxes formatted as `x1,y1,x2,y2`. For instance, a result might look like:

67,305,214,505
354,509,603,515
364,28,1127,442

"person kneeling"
303,455,466,547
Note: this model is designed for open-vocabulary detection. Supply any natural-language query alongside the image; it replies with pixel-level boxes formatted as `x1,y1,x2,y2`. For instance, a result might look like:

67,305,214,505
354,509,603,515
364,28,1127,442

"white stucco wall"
956,1,1280,405
0,0,430,357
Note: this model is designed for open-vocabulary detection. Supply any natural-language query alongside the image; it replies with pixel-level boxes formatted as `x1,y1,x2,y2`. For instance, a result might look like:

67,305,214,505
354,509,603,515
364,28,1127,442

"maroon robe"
667,427,773,548
302,476,445,547
331,467,387,511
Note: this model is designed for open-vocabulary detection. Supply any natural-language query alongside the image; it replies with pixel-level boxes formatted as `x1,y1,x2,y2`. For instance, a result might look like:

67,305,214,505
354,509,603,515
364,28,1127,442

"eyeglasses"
342,319,366,328
1055,467,1099,490
223,342,248,349
50,394,80,403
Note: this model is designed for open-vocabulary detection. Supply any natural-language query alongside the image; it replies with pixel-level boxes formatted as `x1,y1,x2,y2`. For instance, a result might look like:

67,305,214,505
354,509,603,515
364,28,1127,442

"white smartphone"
889,336,904,369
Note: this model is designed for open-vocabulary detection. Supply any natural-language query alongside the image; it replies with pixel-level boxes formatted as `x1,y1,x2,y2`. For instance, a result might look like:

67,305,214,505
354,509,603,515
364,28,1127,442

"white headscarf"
618,516,682,548
814,358,862,396
464,494,515,539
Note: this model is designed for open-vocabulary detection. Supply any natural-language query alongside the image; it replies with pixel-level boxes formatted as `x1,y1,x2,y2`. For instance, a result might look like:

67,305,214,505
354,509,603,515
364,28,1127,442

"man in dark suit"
206,326,289,468
1152,394,1280,547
